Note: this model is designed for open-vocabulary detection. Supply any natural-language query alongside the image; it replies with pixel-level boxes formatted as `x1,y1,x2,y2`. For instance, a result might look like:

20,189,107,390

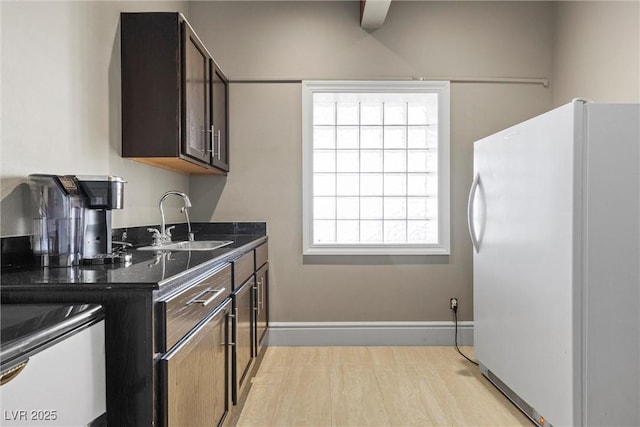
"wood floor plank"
258,346,291,368
271,364,332,426
330,364,391,426
286,346,332,365
236,346,534,427
249,368,284,387
374,364,438,426
249,348,286,387
235,384,279,427
413,347,532,426
328,346,373,365
367,346,414,366
410,352,481,426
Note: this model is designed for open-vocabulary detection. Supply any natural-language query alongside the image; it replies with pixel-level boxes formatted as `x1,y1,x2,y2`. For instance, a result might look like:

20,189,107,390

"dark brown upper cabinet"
121,12,229,175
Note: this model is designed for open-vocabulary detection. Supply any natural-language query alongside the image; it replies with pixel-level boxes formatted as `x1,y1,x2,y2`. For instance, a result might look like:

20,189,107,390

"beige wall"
188,1,555,322
553,1,640,105
2,1,636,323
0,1,191,237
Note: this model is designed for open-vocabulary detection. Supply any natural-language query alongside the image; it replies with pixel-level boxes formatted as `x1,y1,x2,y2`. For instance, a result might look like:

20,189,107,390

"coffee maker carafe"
29,174,127,267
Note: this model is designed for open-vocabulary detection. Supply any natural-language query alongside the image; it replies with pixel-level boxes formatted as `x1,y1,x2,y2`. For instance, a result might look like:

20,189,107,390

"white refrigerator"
469,100,639,427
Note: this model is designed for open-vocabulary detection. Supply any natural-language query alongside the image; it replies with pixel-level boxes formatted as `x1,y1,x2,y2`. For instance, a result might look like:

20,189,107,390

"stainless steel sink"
137,240,233,252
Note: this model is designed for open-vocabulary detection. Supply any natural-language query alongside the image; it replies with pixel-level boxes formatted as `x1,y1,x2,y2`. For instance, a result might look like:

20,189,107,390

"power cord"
452,301,479,366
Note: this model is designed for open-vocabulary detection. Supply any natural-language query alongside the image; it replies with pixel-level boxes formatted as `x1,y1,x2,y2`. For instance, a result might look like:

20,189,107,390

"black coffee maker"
29,174,128,266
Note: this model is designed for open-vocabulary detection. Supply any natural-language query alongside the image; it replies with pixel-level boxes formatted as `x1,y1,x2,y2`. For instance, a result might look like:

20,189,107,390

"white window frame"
302,80,450,256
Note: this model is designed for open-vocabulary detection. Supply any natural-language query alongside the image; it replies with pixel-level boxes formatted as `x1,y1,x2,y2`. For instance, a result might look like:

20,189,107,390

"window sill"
303,245,450,256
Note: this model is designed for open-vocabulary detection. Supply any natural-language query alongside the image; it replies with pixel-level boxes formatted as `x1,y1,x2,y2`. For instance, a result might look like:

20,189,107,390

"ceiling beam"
360,0,392,31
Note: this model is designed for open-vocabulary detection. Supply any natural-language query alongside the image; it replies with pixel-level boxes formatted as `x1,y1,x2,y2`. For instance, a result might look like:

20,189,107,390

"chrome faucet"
152,190,194,245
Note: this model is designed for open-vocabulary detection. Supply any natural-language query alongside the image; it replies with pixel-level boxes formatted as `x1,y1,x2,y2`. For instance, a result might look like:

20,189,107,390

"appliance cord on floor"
453,306,479,366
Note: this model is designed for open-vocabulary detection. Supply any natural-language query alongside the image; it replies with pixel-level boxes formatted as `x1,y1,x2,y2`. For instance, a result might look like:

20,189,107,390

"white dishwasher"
0,304,106,427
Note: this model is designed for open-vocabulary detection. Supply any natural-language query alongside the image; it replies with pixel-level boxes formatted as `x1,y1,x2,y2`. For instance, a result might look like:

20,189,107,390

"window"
302,81,450,255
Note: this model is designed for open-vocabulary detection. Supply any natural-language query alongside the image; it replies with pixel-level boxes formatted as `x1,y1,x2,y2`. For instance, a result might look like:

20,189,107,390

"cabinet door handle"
233,307,239,347
227,311,235,347
253,284,259,314
210,127,221,160
189,287,226,307
217,129,221,160
209,125,215,156
202,126,215,156
200,126,208,156
257,278,264,310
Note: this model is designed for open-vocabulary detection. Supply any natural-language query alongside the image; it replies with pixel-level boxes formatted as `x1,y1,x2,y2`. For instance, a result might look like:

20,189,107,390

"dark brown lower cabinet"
1,239,269,426
161,299,232,427
254,263,269,357
232,278,254,405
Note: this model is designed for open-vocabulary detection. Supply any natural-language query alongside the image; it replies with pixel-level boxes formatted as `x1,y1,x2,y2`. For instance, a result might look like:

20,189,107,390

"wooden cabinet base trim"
128,157,226,175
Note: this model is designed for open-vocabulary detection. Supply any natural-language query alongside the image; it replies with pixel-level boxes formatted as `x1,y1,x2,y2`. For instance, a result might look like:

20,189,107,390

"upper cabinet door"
181,21,211,164
211,62,229,172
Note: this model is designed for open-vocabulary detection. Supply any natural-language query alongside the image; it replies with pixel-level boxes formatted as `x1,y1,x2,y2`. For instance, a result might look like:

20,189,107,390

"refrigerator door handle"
467,173,480,253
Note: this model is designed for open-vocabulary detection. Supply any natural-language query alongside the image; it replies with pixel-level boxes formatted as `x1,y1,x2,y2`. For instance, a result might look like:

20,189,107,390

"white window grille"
302,81,450,255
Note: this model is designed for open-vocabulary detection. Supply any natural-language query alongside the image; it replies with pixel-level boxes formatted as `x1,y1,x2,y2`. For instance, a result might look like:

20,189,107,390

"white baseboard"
267,321,473,347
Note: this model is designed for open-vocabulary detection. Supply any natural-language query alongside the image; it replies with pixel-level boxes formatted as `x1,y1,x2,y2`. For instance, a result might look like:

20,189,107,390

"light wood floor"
236,346,533,427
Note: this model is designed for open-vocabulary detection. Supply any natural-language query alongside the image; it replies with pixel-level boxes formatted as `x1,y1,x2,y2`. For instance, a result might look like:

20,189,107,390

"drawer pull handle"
0,361,28,386
189,287,226,307
227,311,235,347
234,307,239,347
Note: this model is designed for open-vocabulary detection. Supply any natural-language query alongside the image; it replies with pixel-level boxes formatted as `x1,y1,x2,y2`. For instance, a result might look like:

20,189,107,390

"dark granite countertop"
0,222,267,294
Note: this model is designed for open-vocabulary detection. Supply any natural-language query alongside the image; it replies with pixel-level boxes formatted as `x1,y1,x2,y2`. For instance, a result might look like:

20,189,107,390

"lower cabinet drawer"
160,264,231,352
232,251,254,290
255,243,268,270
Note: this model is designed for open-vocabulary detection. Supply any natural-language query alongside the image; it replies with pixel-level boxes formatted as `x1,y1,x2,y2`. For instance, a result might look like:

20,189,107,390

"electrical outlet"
450,297,458,310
